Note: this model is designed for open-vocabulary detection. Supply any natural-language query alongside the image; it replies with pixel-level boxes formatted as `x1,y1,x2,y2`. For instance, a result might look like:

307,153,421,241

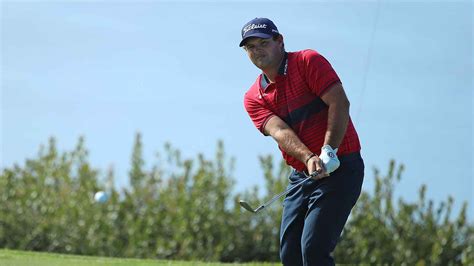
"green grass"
0,249,279,266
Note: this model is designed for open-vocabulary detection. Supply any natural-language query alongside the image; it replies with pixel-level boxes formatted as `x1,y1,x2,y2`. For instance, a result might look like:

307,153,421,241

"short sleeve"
244,92,275,135
300,50,341,96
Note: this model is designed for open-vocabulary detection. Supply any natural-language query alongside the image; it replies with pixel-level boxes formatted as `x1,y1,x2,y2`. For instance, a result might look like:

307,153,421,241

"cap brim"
239,32,274,47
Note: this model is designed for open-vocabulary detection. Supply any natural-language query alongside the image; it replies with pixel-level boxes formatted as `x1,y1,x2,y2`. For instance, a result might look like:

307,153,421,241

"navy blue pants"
280,152,364,266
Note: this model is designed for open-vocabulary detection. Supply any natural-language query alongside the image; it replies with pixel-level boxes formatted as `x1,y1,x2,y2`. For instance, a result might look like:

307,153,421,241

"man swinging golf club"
240,18,365,266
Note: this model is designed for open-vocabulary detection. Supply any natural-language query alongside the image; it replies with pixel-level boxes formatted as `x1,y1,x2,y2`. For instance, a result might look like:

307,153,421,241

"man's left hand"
320,145,340,174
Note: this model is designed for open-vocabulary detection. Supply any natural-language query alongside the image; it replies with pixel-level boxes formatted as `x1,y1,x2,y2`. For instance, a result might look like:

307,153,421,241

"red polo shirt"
244,49,361,172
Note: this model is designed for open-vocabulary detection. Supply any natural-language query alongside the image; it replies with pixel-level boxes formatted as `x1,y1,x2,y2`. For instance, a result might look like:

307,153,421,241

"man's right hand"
306,155,329,180
264,115,329,180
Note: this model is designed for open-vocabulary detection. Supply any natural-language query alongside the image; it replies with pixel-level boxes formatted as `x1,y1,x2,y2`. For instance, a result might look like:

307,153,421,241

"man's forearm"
271,127,313,164
324,101,350,149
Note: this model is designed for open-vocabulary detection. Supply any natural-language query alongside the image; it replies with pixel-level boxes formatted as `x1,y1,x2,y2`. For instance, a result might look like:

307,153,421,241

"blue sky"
2,1,472,219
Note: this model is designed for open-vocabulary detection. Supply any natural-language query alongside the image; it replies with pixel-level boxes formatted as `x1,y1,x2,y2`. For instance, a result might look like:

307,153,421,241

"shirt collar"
261,52,288,89
278,52,288,75
260,73,269,89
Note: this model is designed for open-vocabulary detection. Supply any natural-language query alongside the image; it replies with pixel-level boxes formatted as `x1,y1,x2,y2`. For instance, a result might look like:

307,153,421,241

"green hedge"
1,134,472,264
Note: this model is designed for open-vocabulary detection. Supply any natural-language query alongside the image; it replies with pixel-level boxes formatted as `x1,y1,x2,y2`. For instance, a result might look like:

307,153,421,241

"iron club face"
239,200,257,213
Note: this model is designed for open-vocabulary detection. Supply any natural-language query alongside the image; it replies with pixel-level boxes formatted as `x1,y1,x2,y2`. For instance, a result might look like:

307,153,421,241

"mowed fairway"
0,249,279,266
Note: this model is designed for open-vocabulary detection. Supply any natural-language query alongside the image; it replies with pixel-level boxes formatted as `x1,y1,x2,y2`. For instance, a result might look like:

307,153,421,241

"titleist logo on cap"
243,23,267,34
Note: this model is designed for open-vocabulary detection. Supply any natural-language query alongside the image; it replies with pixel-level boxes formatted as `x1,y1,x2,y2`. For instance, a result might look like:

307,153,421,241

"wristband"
304,153,317,165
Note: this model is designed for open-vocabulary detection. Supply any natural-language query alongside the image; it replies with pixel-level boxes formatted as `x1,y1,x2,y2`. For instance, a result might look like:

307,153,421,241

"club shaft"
259,175,313,209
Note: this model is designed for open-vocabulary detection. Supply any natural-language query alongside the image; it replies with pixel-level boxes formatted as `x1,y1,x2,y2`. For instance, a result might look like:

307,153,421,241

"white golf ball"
94,191,108,203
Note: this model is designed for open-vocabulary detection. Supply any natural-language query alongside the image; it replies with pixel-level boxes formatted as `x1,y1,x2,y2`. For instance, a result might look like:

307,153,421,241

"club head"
239,200,256,213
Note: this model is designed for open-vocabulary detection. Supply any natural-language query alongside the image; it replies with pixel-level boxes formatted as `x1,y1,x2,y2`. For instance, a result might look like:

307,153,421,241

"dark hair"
273,34,285,50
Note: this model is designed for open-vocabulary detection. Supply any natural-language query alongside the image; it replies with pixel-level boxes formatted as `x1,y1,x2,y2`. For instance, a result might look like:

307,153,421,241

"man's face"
243,36,283,70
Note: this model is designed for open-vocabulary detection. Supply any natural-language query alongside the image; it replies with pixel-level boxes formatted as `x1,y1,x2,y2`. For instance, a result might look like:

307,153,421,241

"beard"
251,54,273,69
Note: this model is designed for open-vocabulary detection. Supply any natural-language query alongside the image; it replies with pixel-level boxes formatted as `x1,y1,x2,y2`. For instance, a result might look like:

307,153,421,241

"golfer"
240,18,364,266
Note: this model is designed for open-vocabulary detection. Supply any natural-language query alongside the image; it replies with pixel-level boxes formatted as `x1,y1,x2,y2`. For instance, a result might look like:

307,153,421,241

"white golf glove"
320,145,340,174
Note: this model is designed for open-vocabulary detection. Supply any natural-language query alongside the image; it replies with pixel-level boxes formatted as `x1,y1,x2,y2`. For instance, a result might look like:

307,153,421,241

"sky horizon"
2,1,472,219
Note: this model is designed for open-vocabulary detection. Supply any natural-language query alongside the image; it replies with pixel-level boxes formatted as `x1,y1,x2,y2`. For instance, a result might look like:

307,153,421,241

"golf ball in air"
94,191,108,203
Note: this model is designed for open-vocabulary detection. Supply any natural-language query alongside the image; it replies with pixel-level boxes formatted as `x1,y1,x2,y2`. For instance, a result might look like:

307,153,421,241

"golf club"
239,170,321,213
